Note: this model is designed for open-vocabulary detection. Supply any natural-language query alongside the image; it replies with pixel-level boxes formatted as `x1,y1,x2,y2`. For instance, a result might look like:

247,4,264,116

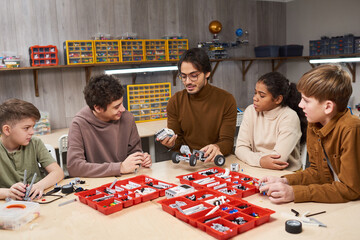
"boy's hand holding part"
155,128,177,149
120,151,152,174
259,176,295,203
200,144,222,163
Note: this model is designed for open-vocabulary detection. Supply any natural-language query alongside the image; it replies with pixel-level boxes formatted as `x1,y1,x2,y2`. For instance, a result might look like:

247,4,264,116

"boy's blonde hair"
297,64,352,112
0,98,40,133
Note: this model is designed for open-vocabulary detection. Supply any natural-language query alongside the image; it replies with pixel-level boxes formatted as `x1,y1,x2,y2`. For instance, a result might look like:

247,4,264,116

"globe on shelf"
209,20,222,34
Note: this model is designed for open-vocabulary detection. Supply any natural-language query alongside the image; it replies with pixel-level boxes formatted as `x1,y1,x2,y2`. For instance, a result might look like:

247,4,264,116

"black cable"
38,194,65,204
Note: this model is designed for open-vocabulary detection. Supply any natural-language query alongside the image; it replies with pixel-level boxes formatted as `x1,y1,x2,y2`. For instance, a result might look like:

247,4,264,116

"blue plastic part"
229,209,238,214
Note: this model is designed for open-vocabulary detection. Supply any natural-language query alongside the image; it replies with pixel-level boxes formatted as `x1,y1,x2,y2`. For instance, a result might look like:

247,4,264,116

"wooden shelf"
209,53,360,82
0,61,178,97
1,53,359,97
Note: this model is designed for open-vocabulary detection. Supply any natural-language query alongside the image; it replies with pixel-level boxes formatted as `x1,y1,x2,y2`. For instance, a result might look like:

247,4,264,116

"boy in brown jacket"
260,64,360,203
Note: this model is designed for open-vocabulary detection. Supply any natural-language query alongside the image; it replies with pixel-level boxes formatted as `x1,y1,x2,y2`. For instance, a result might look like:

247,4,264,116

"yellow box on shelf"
144,39,167,62
167,39,188,61
127,83,171,123
94,40,121,63
120,40,145,62
64,40,94,65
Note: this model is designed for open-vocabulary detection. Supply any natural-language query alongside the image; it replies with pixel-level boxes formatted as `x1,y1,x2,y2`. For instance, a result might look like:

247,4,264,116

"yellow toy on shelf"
127,83,171,122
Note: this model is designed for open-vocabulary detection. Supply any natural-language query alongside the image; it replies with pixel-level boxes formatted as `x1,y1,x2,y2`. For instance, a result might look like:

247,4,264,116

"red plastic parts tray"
75,175,176,215
158,167,275,240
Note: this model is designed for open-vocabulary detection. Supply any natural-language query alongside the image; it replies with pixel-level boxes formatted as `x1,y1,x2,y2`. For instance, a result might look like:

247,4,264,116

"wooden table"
36,119,167,161
2,155,359,239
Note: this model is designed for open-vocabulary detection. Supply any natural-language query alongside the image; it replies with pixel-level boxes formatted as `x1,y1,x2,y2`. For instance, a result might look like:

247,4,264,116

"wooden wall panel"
178,0,198,46
163,0,179,36
74,0,98,41
147,0,166,38
0,72,22,102
0,0,286,129
95,0,115,34
0,1,17,53
256,1,286,46
113,0,132,36
130,0,150,39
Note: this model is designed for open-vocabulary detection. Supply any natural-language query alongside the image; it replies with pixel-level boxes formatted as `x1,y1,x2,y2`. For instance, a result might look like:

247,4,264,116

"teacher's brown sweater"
167,83,237,155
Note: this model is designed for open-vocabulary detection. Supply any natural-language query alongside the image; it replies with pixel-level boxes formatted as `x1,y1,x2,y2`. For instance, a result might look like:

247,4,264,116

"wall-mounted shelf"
0,61,178,97
209,53,360,83
1,53,358,97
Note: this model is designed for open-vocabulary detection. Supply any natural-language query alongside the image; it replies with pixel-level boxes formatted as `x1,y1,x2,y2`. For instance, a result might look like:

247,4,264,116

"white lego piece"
165,184,195,198
231,163,239,172
155,128,175,141
205,205,220,216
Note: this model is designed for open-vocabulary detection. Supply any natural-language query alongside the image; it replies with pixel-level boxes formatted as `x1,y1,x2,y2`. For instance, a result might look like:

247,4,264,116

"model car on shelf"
171,145,225,167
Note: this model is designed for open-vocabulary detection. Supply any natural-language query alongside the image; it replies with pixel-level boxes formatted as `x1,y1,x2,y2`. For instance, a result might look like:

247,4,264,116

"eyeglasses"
178,72,201,82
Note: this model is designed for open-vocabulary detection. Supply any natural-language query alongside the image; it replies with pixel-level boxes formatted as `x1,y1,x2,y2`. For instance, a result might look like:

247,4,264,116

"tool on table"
24,172,37,201
58,198,77,207
23,169,27,185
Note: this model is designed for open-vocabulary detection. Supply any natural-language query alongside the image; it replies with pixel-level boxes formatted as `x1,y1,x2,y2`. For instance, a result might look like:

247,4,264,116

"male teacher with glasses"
158,48,237,162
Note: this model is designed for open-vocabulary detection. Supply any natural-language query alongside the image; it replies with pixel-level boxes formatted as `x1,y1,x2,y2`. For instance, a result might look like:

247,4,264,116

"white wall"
286,0,360,108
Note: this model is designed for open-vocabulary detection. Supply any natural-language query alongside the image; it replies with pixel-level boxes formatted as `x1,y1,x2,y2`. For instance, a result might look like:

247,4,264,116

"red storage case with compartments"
75,175,176,215
29,45,58,66
158,167,275,240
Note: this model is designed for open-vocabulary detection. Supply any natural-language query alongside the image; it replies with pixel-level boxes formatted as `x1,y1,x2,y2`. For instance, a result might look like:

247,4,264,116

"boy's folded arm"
67,148,122,177
292,180,360,203
273,123,302,163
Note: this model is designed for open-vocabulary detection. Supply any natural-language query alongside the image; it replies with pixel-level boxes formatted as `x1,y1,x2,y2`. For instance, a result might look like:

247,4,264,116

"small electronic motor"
155,128,175,141
165,184,195,198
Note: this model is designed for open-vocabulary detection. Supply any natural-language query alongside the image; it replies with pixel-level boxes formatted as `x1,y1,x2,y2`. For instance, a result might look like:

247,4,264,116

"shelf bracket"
241,60,253,81
309,63,317,68
85,67,92,84
345,62,356,82
172,71,178,86
209,61,221,83
33,69,39,97
271,59,284,72
132,73,137,84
